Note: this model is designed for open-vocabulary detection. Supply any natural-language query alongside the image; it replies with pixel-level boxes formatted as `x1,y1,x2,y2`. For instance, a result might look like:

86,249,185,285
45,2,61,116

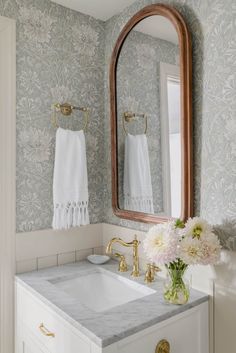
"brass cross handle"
155,339,170,353
145,263,161,283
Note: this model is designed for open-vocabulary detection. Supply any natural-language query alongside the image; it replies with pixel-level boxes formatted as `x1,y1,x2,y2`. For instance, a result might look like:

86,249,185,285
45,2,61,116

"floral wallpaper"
104,0,236,250
116,29,179,213
0,0,105,232
0,0,236,250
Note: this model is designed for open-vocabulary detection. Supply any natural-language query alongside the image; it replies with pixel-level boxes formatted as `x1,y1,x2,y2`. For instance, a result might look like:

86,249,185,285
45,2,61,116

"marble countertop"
16,261,208,347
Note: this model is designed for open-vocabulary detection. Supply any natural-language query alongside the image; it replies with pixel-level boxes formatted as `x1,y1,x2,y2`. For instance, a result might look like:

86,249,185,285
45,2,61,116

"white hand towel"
52,128,89,229
124,133,154,213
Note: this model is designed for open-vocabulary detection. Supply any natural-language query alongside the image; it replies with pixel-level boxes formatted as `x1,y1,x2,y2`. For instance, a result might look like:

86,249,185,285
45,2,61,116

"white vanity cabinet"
15,284,91,353
16,281,209,353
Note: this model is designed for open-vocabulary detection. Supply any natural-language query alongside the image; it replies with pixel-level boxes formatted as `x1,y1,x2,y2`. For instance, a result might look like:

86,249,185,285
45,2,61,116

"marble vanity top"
16,261,208,347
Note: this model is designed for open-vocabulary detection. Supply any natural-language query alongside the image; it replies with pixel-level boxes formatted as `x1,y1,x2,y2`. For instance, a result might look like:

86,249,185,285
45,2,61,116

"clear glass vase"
164,267,190,305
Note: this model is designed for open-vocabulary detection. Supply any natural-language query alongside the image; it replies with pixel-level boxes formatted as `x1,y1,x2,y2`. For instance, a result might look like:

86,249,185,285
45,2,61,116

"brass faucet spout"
106,236,140,277
106,238,128,272
106,237,125,255
106,237,137,254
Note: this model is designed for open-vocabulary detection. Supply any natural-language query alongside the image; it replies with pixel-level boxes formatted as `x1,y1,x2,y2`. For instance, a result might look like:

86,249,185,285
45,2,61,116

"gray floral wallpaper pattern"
0,0,105,232
103,0,236,250
0,0,236,250
116,28,179,213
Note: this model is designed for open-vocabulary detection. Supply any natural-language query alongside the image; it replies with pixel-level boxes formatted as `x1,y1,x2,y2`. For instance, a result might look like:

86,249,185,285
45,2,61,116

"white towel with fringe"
124,133,154,213
52,128,89,229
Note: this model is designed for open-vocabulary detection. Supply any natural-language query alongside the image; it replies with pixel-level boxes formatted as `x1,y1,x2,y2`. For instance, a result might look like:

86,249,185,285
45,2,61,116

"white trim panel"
0,15,16,353
16,223,103,261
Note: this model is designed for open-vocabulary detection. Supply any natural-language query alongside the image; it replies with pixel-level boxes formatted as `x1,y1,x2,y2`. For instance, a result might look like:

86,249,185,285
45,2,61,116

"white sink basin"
50,269,155,312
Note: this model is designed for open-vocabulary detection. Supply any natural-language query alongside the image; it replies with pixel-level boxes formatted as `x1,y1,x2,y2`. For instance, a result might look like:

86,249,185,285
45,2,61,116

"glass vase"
164,267,190,305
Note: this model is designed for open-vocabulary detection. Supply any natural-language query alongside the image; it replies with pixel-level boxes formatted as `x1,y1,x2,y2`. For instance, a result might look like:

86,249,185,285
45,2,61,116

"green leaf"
175,219,185,229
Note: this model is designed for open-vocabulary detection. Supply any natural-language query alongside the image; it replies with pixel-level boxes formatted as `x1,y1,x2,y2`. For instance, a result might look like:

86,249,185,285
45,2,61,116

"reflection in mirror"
160,62,181,218
116,15,181,218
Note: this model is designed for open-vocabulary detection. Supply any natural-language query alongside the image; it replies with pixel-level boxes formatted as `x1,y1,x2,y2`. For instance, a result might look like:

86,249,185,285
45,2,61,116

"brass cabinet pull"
155,339,170,353
39,323,55,338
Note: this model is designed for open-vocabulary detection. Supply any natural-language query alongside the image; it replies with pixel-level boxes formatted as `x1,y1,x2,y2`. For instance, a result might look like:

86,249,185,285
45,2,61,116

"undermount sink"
49,268,155,312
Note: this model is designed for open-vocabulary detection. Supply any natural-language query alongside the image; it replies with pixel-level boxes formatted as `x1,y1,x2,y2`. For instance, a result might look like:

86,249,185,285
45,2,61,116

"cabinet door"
23,338,49,353
17,325,51,353
17,284,90,353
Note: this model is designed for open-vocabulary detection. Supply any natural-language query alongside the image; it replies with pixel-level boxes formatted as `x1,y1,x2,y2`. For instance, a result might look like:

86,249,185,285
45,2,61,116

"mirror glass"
116,15,181,218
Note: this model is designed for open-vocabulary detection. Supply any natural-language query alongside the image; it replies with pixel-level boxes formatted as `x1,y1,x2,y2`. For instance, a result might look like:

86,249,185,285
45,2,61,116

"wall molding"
0,15,16,353
16,223,103,262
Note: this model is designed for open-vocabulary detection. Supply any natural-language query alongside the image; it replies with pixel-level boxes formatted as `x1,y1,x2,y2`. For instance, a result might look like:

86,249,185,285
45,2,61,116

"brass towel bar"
122,111,148,134
51,102,90,131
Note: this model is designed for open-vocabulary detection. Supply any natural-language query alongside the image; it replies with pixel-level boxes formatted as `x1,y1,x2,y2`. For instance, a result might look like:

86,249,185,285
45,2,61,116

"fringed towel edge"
124,195,154,213
52,201,89,230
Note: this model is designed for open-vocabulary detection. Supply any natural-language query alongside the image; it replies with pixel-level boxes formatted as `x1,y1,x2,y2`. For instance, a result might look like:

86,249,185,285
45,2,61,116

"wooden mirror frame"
110,4,192,224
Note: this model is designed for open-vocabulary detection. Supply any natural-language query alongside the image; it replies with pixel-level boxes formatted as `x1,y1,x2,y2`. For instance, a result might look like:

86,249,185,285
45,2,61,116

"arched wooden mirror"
110,4,192,224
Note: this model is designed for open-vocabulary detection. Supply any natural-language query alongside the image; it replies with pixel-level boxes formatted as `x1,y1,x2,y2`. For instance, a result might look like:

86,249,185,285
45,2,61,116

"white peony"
178,237,203,265
144,218,221,268
143,222,178,265
200,232,221,265
179,218,221,265
183,217,213,239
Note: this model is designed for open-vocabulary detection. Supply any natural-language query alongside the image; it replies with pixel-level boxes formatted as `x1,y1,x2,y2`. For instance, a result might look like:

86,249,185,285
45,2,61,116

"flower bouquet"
143,217,221,305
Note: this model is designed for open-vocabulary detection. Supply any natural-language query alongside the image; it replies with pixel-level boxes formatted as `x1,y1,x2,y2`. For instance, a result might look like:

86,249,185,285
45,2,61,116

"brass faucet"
106,235,141,277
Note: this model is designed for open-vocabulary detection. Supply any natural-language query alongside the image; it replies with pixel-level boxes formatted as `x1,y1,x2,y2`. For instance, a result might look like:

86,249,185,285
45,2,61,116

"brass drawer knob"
155,339,170,353
39,323,55,338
